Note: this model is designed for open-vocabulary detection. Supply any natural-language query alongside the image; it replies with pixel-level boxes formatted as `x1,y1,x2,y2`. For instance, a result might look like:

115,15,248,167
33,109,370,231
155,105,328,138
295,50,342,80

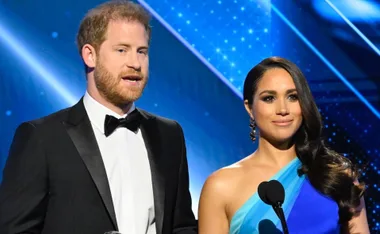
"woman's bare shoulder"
201,156,253,198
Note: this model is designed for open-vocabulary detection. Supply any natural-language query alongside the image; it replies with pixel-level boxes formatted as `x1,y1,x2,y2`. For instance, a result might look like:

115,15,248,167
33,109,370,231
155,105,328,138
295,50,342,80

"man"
0,1,197,233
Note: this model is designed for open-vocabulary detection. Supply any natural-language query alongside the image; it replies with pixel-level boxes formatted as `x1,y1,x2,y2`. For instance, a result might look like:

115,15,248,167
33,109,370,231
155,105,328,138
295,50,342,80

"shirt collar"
83,91,136,134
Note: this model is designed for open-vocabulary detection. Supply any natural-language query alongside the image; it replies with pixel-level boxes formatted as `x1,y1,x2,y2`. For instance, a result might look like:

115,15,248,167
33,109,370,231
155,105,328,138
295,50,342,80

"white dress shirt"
83,92,156,234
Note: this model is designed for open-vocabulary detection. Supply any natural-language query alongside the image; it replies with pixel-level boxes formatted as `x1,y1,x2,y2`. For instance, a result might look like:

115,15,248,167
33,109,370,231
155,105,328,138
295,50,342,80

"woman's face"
245,68,303,143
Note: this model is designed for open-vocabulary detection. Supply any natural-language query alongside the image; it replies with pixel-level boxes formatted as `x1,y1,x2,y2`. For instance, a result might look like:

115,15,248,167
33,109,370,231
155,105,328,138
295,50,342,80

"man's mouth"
122,75,142,82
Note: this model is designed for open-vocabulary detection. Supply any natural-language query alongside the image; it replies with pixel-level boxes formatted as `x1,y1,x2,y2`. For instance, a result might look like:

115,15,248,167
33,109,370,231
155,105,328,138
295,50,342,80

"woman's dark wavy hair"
243,56,365,226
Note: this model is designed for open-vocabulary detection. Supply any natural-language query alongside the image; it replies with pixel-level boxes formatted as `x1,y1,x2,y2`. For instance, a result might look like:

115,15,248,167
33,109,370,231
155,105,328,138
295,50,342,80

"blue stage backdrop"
0,0,379,230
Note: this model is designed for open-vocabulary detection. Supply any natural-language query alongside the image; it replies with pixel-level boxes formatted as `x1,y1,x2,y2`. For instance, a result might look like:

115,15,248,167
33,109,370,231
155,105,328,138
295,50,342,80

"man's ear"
81,44,97,69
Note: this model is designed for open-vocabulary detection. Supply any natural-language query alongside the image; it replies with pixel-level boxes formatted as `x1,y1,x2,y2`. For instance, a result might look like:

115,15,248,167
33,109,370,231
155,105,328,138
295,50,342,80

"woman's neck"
254,137,297,168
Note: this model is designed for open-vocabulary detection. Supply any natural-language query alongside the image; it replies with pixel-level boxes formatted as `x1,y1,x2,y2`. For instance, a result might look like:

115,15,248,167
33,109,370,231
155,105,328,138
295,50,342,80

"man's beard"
93,60,147,108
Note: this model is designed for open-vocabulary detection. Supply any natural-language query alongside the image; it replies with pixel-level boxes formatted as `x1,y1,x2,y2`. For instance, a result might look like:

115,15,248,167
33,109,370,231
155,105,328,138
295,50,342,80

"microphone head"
266,180,285,206
258,181,269,204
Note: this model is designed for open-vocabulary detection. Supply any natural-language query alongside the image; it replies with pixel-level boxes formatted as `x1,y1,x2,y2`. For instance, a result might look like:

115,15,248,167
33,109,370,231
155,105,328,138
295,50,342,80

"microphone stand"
273,202,289,234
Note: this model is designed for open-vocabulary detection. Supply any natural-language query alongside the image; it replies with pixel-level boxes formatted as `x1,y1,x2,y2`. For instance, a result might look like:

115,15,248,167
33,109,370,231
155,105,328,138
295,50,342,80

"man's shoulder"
12,106,74,142
138,108,180,128
24,106,72,130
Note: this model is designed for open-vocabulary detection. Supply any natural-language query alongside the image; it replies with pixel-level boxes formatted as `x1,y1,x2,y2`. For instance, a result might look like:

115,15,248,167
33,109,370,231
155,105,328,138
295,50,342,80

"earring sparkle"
249,118,256,142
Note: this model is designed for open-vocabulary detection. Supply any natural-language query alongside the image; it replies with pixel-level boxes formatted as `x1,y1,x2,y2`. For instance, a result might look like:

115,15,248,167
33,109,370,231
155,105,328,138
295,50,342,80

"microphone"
258,180,289,234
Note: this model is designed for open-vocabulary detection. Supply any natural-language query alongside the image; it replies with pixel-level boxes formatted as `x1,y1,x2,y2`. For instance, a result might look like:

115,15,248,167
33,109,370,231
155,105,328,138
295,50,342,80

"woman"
198,57,369,233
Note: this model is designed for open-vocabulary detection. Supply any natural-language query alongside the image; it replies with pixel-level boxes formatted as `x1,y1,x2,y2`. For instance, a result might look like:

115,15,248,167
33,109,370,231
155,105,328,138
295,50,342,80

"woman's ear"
244,100,254,119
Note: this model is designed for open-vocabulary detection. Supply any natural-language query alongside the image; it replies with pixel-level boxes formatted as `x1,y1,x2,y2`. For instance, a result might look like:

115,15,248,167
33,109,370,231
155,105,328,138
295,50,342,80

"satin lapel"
138,110,165,234
64,99,118,230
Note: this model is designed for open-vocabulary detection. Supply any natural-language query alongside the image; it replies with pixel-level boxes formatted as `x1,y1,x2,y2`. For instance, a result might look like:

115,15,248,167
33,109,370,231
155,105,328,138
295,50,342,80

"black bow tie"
104,109,142,137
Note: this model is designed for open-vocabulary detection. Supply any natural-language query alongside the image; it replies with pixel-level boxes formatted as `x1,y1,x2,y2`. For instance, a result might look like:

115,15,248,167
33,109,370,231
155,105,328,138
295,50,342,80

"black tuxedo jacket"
0,99,197,234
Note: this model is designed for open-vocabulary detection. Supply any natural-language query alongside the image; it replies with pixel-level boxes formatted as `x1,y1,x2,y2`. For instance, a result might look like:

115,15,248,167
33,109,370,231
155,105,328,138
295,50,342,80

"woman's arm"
198,172,230,234
346,196,370,234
